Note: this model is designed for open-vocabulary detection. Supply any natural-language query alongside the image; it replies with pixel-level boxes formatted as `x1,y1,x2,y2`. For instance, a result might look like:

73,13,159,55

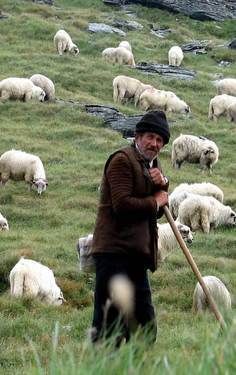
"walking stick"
163,205,227,330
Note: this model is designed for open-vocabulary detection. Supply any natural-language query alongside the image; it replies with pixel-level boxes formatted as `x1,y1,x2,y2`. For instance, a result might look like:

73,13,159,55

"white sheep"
30,74,55,101
54,29,79,56
77,224,193,271
0,149,48,195
9,258,64,305
157,221,193,263
168,46,184,67
215,78,236,96
0,212,9,231
102,46,135,67
177,195,236,233
118,40,132,52
113,75,153,106
169,182,224,219
227,102,236,122
139,88,190,114
208,94,236,122
171,134,219,173
77,233,94,272
192,276,231,313
0,77,45,102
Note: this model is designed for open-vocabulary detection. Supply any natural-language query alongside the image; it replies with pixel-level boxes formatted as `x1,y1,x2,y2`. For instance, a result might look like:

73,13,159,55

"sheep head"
0,218,9,231
70,44,79,56
32,178,48,195
176,222,193,244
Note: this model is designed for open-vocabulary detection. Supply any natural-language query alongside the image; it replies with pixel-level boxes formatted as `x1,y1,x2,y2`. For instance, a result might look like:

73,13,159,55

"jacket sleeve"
106,153,157,217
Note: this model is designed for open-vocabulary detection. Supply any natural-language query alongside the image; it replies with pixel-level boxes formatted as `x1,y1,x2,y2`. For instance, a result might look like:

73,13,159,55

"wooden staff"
163,205,227,330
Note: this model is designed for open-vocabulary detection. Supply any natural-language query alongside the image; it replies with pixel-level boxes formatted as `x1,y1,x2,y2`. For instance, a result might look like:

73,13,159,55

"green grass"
0,0,236,373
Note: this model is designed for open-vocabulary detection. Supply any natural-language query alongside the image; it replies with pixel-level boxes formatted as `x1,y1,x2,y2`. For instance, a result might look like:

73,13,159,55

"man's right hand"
153,191,168,207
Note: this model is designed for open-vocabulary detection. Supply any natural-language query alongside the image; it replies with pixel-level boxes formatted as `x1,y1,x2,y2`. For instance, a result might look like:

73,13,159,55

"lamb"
53,29,79,56
171,134,219,173
192,276,231,312
77,233,94,272
227,102,236,122
169,182,224,219
118,41,132,52
0,77,45,102
177,195,236,233
0,212,9,231
9,258,64,305
0,149,48,195
157,221,193,263
30,74,55,101
208,94,236,122
102,46,135,67
112,75,153,106
215,78,236,96
139,88,190,114
168,46,184,67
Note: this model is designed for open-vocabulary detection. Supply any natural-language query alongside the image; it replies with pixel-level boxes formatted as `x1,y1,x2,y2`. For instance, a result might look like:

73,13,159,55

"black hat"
135,110,170,144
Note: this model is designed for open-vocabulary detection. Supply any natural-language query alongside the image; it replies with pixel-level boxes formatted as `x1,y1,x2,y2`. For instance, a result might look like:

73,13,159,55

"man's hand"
149,168,167,187
153,191,169,207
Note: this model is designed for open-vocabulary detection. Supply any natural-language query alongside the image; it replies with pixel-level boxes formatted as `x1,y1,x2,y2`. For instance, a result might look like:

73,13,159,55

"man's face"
135,132,164,161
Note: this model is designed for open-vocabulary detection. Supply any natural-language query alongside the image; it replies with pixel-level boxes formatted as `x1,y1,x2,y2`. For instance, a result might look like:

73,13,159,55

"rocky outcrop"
33,0,54,4
111,19,143,30
181,40,212,54
135,62,196,80
88,23,126,36
103,1,236,21
228,39,236,49
85,104,143,137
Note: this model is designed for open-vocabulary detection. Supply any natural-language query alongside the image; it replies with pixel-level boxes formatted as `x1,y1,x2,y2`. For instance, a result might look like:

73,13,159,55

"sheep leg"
0,90,10,102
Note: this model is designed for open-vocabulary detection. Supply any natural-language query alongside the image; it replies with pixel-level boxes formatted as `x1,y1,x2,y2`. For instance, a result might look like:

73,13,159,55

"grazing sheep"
0,77,45,102
0,149,48,195
102,47,135,67
227,102,236,122
139,88,190,114
118,40,132,52
30,74,55,101
157,221,193,262
168,46,184,67
9,258,64,305
77,223,193,271
215,78,236,96
208,94,236,122
177,195,236,233
171,134,219,173
77,233,95,272
0,212,9,231
169,182,224,219
54,29,79,56
192,276,231,312
113,75,153,106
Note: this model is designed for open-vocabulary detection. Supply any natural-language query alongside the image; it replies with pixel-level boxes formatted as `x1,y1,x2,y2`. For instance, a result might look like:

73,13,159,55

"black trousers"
91,253,157,344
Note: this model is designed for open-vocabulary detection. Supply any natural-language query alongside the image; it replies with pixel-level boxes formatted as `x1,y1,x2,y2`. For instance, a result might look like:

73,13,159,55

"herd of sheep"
0,23,235,316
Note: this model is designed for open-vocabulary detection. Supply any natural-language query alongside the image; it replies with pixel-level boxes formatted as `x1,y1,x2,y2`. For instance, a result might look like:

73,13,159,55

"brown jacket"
92,144,168,272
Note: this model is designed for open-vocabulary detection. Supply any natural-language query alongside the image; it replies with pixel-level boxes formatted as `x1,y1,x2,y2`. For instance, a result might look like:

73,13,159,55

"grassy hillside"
0,0,236,373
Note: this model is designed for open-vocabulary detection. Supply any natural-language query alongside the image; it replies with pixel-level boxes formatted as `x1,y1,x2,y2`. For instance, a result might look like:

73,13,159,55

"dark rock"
105,1,236,22
85,104,142,137
135,62,196,80
150,24,171,38
32,0,54,4
228,39,236,49
112,19,143,30
88,23,126,36
0,10,9,19
103,0,126,5
181,40,212,54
